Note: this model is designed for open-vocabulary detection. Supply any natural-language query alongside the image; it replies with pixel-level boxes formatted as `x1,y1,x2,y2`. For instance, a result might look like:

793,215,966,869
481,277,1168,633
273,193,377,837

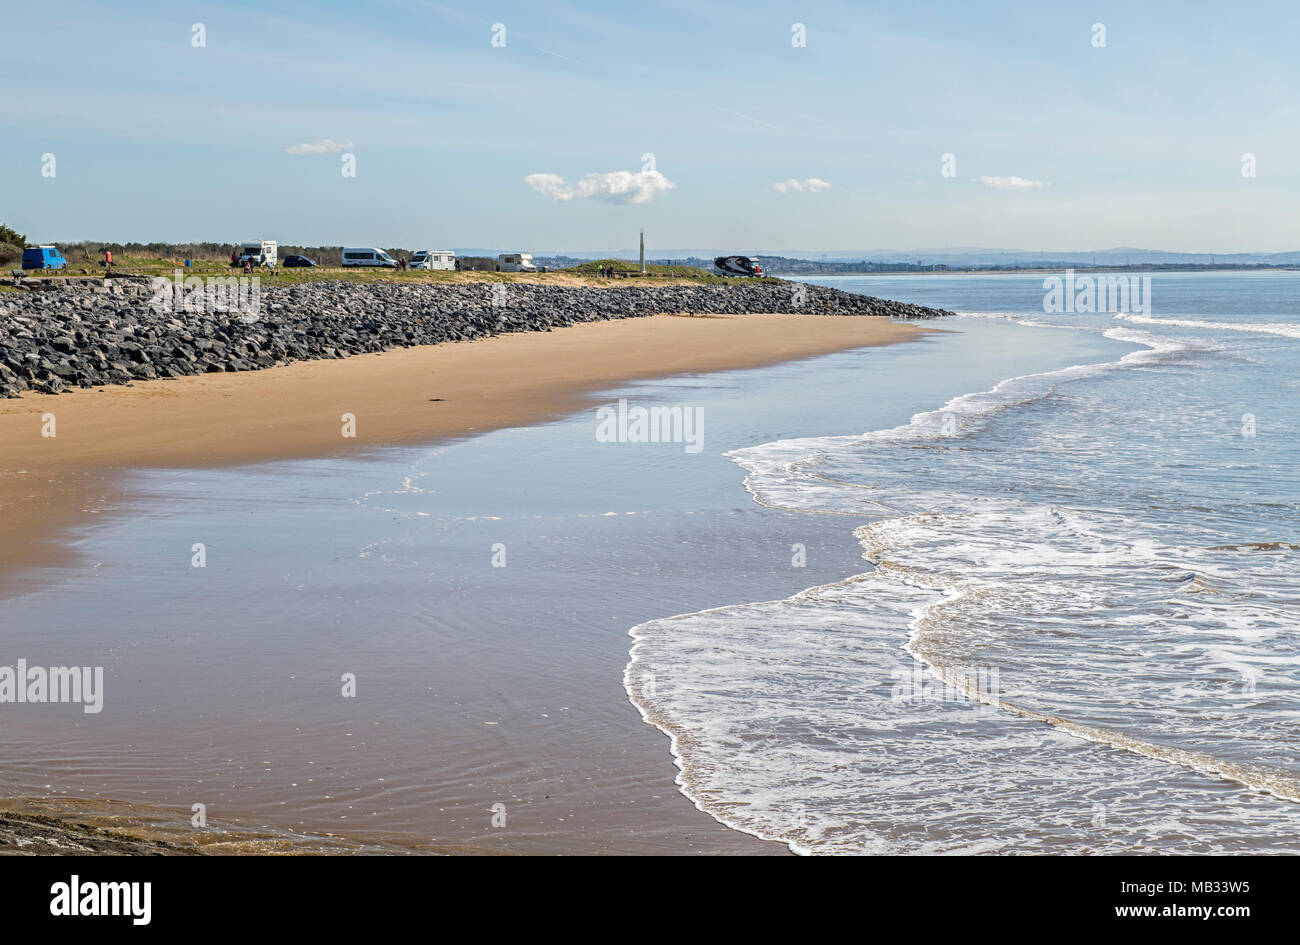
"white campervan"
238,240,277,268
497,253,537,273
410,250,456,271
342,247,398,268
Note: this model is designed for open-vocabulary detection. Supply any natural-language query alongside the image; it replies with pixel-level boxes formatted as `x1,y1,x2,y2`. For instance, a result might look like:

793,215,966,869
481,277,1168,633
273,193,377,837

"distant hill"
529,247,1300,268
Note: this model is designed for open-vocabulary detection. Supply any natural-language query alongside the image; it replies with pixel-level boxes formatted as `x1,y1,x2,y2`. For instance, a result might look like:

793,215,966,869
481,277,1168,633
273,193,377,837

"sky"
2,0,1298,254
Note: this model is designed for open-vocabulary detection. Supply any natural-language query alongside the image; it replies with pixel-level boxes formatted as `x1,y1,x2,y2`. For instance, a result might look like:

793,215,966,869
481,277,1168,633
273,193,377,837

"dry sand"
0,312,933,584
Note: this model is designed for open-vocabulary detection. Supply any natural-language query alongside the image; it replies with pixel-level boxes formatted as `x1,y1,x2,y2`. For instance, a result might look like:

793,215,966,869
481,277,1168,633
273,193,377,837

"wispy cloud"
718,107,779,131
976,175,1047,190
525,169,675,204
285,138,354,155
536,48,582,65
773,177,831,193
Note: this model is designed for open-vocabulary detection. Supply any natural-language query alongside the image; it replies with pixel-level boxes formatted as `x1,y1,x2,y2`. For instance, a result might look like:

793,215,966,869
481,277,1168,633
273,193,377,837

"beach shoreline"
0,809,200,856
0,311,935,589
0,309,937,856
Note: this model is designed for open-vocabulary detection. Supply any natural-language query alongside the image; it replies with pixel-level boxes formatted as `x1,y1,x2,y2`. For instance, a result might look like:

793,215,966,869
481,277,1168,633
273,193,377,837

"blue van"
21,246,67,270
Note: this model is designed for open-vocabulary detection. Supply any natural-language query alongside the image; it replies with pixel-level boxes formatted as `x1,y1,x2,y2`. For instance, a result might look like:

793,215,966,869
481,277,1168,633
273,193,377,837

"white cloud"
976,175,1047,190
773,177,832,193
524,169,675,204
285,138,354,155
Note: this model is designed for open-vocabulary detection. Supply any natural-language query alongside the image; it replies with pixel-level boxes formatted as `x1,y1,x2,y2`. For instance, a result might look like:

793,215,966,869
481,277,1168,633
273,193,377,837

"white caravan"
410,250,456,271
238,240,277,268
497,253,537,272
342,247,398,268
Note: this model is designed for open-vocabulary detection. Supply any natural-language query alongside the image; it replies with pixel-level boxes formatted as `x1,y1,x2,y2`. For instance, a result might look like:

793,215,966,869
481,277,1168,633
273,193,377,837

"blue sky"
2,0,1297,252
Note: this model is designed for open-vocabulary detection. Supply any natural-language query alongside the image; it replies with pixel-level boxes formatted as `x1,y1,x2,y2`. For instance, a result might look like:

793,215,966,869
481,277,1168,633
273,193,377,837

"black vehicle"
282,255,317,268
714,255,762,277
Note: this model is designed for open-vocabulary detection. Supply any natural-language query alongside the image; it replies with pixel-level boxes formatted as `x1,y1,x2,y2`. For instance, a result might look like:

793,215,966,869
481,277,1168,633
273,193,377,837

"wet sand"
0,809,199,856
0,313,931,586
0,311,935,856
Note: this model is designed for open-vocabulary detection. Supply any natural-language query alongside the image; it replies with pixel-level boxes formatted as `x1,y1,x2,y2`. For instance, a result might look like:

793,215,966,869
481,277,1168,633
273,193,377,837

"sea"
628,270,1300,854
2,270,1296,854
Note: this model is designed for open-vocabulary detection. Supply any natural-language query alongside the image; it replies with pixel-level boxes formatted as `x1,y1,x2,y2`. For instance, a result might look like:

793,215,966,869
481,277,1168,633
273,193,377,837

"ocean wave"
625,310,1300,853
625,546,1300,853
1114,312,1300,339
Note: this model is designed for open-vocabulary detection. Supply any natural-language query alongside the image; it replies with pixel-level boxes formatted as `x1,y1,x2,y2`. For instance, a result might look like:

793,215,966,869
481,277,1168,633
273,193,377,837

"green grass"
9,254,783,287
13,256,540,286
566,258,707,276
563,258,781,284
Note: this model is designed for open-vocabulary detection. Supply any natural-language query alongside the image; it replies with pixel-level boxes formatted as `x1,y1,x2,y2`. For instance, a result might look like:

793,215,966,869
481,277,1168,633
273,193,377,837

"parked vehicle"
21,245,67,271
714,255,762,277
409,250,456,271
342,247,399,268
237,240,278,268
497,253,537,273
282,254,317,268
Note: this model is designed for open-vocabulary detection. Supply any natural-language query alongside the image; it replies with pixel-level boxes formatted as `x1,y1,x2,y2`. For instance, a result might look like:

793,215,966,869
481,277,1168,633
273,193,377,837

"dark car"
713,255,762,277
282,255,317,268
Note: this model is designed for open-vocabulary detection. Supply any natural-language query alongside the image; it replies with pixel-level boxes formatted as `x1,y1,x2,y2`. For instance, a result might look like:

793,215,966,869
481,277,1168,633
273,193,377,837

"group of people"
596,265,619,278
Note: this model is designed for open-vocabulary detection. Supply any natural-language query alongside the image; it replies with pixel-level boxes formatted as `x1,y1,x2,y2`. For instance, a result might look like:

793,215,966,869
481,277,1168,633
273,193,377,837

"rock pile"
0,279,953,396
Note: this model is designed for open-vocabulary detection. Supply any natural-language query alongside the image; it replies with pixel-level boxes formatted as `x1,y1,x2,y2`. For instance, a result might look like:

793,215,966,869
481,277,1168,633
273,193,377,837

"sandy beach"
0,308,936,854
0,311,931,585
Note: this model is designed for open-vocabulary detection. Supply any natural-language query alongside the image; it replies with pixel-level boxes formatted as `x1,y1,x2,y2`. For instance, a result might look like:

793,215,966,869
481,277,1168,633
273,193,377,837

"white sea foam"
1115,311,1300,339
625,307,1300,853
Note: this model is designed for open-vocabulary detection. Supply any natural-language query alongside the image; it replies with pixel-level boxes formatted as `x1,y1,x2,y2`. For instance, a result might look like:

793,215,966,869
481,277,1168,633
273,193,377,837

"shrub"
0,221,27,248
